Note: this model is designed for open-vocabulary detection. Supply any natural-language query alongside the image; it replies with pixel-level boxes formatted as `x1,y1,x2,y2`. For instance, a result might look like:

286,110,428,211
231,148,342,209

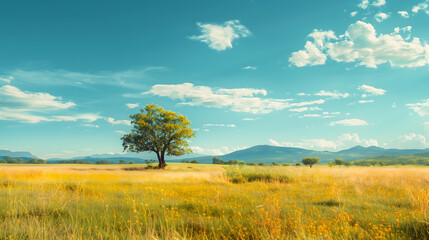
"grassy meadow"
0,164,428,239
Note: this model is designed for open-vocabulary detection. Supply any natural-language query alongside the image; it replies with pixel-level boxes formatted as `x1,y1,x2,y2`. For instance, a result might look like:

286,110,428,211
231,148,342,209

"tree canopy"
302,157,319,168
121,104,196,169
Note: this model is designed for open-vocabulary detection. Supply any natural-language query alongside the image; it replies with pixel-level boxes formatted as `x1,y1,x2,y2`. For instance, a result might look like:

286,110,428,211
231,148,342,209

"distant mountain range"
0,150,38,159
2,145,429,164
177,145,429,164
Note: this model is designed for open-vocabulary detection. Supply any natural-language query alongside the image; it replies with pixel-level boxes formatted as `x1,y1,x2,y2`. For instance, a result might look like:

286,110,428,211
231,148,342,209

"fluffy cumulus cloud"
126,103,139,109
372,0,386,6
358,99,374,103
190,20,250,51
330,119,368,126
389,133,428,148
358,84,386,96
269,133,378,151
358,0,370,9
407,99,429,116
191,146,246,156
106,117,131,126
412,1,429,14
144,83,325,114
374,12,390,22
290,21,429,69
350,11,358,17
289,30,337,67
398,11,409,18
315,90,349,99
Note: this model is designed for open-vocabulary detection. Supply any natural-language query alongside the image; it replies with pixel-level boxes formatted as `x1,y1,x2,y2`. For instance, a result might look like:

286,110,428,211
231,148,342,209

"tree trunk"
157,151,167,169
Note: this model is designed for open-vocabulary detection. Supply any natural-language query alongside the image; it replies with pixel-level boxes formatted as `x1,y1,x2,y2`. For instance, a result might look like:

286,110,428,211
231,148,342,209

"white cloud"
115,130,127,135
242,118,259,121
145,83,325,114
242,66,257,70
7,67,166,89
0,85,75,110
0,76,13,83
53,114,101,122
358,0,370,9
290,107,321,112
269,133,378,151
297,92,310,96
358,84,386,96
303,114,322,118
412,1,429,14
191,146,246,156
126,103,139,109
290,21,429,68
203,123,236,128
289,41,327,67
398,11,409,18
83,123,99,128
315,90,349,99
106,117,131,126
190,20,250,51
374,12,390,22
358,99,374,103
330,119,368,126
0,111,101,124
372,0,386,7
407,99,429,116
389,133,428,148
350,11,358,17
0,84,101,124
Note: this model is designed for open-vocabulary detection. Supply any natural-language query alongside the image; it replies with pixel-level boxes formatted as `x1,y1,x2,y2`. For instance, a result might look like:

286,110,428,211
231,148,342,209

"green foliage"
345,162,351,167
144,160,156,169
129,161,134,164
302,157,319,168
212,158,240,165
122,104,196,168
328,161,334,167
190,160,199,164
119,159,126,164
335,159,345,165
281,163,290,166
225,167,294,184
58,160,92,164
352,154,429,166
181,160,190,163
95,160,112,164
295,163,301,166
27,158,38,164
272,162,279,166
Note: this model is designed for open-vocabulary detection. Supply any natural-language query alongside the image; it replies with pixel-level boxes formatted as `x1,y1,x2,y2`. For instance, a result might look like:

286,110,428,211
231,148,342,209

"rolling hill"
177,145,429,164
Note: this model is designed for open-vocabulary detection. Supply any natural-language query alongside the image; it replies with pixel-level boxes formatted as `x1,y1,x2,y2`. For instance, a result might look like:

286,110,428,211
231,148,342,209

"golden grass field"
0,164,428,239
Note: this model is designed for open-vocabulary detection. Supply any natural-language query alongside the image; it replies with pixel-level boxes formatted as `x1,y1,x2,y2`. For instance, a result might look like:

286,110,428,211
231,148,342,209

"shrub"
282,163,290,166
190,160,199,164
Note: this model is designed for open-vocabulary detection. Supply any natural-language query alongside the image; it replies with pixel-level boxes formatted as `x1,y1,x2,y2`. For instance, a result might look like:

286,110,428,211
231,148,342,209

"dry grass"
0,164,427,239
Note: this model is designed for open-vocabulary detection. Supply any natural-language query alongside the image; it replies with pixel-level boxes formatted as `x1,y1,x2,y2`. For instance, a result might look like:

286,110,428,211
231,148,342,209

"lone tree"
121,104,196,169
302,157,320,168
335,158,345,166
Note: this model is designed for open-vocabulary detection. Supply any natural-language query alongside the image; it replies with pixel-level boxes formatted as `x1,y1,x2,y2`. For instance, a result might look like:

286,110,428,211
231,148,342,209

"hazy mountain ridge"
0,150,38,159
3,145,429,164
177,145,429,164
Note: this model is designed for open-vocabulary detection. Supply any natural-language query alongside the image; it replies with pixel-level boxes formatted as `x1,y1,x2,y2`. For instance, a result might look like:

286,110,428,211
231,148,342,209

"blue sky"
1,0,429,159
